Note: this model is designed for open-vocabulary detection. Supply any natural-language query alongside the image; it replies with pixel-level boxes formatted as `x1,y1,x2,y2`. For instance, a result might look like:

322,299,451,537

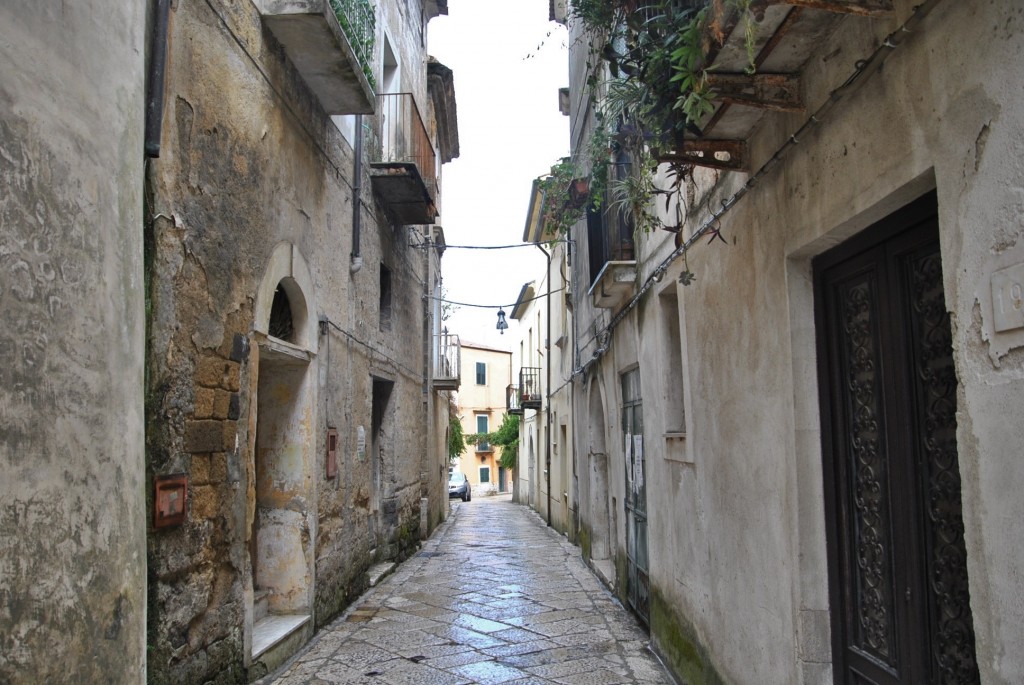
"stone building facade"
560,1,1024,684
143,0,458,681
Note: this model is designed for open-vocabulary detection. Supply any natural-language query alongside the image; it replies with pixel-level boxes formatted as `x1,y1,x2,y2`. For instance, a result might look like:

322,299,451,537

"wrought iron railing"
506,385,523,415
372,93,438,199
519,367,542,409
329,0,376,90
433,331,460,387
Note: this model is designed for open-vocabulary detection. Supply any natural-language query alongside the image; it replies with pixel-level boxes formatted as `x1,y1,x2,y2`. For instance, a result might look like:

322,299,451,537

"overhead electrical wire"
425,288,565,310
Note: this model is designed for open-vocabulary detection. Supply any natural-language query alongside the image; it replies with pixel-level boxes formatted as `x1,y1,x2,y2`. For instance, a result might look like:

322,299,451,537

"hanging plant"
538,157,587,236
553,0,759,241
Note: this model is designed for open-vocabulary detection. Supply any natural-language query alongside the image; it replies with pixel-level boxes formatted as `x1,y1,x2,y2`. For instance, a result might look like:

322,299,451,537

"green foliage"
538,157,587,237
538,0,758,251
466,414,520,470
329,0,377,91
492,414,520,470
448,414,465,463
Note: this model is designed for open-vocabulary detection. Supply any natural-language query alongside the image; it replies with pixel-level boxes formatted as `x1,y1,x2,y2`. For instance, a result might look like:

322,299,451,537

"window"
381,33,400,94
479,466,491,483
659,287,686,433
269,283,294,341
379,264,392,331
476,414,489,451
587,146,636,286
476,361,486,385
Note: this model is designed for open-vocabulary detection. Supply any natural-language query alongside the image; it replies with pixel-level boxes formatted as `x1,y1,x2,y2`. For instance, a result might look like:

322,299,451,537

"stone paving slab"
266,495,673,685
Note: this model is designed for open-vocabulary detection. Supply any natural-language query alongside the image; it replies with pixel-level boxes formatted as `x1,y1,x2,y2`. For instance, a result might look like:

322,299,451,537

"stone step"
251,613,311,676
367,562,396,587
253,589,270,623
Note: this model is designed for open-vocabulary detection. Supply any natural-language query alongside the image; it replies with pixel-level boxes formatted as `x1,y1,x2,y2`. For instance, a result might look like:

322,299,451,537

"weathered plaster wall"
146,0,442,682
571,1,1024,683
0,1,146,682
512,242,576,535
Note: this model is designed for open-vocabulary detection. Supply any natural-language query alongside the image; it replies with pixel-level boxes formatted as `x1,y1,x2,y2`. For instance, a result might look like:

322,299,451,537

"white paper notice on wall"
633,435,644,490
625,433,633,486
992,263,1024,333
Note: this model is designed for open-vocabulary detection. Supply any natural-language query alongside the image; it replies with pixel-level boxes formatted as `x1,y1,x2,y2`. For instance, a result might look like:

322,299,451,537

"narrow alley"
264,496,673,685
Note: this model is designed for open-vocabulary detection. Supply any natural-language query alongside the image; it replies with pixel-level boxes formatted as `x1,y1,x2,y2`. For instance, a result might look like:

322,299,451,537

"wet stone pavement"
267,494,673,685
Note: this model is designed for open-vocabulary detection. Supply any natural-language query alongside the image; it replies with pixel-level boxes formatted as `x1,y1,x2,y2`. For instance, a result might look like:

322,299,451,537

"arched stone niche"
254,242,318,353
247,241,318,665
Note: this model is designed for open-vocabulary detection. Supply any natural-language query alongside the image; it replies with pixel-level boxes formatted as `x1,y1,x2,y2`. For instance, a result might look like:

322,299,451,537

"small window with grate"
379,264,392,331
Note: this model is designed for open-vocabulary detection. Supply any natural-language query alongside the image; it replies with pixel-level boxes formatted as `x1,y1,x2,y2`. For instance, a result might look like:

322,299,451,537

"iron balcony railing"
519,367,542,409
433,331,460,390
328,0,376,90
371,92,438,199
506,385,523,415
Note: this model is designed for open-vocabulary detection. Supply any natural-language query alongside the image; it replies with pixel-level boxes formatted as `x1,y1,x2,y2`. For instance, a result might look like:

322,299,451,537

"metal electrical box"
326,427,338,479
154,473,187,528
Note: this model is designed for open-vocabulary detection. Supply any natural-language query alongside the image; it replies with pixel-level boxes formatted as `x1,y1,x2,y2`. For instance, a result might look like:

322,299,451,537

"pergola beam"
763,0,894,17
656,139,749,172
705,73,803,112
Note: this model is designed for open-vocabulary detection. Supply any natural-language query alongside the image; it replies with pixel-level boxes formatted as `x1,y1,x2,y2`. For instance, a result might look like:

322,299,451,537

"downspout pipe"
351,115,364,272
145,0,172,158
536,243,552,528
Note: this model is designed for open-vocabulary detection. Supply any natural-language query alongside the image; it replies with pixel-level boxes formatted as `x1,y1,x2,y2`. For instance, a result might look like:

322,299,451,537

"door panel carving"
815,193,978,685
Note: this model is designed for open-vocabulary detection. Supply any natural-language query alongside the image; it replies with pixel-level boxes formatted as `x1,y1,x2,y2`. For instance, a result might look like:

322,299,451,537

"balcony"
518,367,542,410
369,93,438,225
589,260,638,310
506,385,523,416
606,0,895,171
254,0,376,115
586,185,636,310
433,331,460,391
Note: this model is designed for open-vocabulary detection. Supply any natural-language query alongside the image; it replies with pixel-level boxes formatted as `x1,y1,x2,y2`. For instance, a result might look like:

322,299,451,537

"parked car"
448,471,471,501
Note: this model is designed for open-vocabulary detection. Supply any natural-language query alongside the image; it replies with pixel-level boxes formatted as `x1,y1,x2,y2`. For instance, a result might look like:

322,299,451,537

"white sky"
428,1,569,352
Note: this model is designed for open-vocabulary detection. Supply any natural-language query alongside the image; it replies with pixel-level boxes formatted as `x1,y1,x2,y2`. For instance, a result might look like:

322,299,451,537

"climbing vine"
465,414,520,470
539,0,758,243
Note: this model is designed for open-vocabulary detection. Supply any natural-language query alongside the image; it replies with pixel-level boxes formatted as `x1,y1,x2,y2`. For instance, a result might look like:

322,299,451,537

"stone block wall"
145,0,444,682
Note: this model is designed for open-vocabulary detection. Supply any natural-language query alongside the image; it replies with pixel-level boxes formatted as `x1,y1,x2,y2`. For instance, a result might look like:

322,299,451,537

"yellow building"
454,342,512,495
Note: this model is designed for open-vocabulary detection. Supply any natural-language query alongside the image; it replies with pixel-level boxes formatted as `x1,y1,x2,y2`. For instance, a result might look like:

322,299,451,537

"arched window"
269,283,294,342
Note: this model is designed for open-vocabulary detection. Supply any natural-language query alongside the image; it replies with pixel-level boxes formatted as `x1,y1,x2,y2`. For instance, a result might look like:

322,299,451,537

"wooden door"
814,192,979,685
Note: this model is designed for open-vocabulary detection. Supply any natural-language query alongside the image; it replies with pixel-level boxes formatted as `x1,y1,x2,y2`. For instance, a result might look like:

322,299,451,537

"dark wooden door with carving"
814,192,979,685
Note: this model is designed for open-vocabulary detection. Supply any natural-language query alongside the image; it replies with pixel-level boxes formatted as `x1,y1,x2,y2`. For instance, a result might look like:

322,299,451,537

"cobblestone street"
267,495,673,684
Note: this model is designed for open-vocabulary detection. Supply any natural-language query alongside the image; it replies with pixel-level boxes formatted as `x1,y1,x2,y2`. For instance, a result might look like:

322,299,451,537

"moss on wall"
614,550,629,604
578,523,592,561
649,584,726,685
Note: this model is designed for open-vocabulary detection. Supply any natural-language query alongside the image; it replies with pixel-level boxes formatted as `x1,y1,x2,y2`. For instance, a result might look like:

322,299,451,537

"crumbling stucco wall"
0,1,146,682
571,1,1024,684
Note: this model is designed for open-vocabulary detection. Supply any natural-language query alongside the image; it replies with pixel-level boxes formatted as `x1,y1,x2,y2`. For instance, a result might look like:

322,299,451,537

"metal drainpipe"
537,243,552,528
351,115,363,272
145,0,172,158
422,229,432,530
568,239,579,537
